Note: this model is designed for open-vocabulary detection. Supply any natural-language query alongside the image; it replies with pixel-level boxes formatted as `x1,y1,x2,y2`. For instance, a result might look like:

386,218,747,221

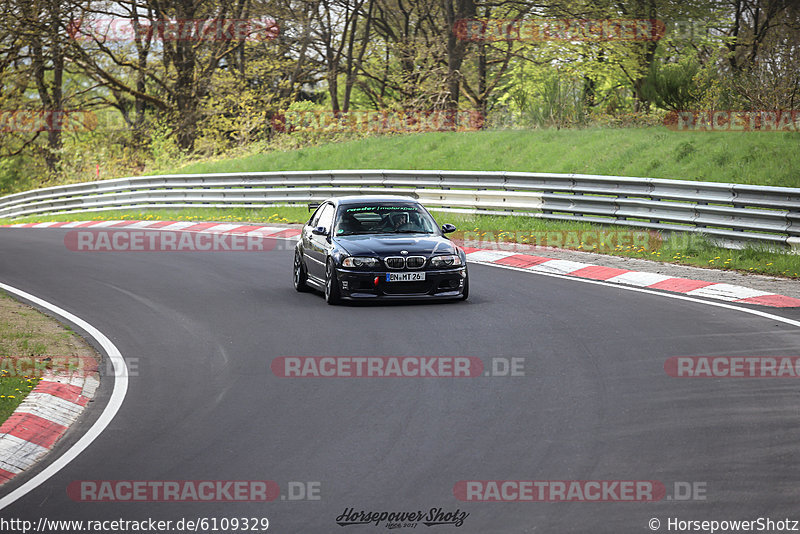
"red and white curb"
2,220,302,240
0,357,98,486
2,220,798,307
461,247,800,308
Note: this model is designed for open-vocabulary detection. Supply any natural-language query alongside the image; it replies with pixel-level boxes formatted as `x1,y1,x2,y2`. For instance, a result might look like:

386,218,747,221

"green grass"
0,371,41,421
0,293,44,421
0,290,97,423
160,128,800,188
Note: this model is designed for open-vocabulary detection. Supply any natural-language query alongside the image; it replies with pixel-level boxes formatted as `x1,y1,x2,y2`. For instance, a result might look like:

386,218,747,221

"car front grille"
385,257,405,269
405,256,426,269
384,256,427,269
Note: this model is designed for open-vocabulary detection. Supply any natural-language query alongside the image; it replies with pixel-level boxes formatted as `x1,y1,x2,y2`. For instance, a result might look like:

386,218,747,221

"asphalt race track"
2,227,800,533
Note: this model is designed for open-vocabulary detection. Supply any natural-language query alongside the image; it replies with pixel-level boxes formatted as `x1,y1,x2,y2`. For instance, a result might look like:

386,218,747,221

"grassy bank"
166,128,800,188
3,128,800,196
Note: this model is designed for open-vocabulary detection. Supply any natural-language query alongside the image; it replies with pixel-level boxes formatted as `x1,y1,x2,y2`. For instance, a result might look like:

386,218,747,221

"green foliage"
641,58,708,111
496,67,588,129
1,0,797,196
0,157,28,197
149,121,186,170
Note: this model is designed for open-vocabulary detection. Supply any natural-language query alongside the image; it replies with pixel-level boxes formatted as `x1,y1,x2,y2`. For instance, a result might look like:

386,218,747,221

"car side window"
317,204,335,231
309,206,324,227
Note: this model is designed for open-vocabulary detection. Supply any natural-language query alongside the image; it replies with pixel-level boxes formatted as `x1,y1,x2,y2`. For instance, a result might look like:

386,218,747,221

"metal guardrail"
1,170,798,248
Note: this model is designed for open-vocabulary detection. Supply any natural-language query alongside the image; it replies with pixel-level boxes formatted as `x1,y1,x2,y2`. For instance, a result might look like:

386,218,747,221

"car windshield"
334,203,438,236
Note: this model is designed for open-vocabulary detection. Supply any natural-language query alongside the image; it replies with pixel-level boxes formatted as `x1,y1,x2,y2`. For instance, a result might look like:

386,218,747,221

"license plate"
386,272,426,282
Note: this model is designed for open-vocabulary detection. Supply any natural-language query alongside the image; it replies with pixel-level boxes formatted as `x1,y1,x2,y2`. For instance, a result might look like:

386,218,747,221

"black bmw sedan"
293,195,469,304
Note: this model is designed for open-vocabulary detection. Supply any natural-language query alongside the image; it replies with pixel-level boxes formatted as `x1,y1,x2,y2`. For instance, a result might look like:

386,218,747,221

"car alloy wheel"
325,261,341,305
294,251,310,292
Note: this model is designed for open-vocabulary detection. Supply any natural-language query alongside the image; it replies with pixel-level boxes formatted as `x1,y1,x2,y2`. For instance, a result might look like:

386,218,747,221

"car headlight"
342,256,379,268
429,254,463,268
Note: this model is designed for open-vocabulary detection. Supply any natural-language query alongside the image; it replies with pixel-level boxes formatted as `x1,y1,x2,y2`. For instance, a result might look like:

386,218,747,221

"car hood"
334,234,457,257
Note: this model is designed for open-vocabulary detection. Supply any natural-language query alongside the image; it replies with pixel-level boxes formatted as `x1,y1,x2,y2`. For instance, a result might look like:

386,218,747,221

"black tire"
460,272,469,301
293,250,311,292
325,260,341,305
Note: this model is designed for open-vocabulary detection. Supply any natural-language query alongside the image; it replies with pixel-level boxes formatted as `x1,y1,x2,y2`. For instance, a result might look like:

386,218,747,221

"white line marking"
464,250,517,262
528,259,590,275
685,283,773,301
606,271,673,287
0,282,128,511
199,223,241,233
243,227,285,236
86,221,122,228
155,222,196,231
119,221,163,229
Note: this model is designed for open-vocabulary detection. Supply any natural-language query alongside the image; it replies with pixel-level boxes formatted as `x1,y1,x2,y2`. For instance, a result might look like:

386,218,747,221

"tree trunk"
442,0,475,127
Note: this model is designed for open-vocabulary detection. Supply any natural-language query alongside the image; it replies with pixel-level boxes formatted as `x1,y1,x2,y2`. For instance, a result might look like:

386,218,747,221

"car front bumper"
336,266,467,300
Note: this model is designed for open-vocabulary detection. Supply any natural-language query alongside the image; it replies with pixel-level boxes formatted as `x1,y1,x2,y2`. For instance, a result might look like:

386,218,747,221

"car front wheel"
325,260,341,305
294,250,311,292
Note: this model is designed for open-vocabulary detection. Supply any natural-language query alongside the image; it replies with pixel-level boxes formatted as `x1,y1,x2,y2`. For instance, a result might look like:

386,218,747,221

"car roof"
328,195,420,206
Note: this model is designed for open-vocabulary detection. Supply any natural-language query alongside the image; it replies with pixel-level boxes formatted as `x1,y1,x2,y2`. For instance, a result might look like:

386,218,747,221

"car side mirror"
312,226,328,236
441,223,457,234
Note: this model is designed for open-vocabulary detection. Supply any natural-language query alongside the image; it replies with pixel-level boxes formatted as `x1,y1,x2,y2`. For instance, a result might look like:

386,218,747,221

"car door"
301,204,323,277
306,202,335,280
